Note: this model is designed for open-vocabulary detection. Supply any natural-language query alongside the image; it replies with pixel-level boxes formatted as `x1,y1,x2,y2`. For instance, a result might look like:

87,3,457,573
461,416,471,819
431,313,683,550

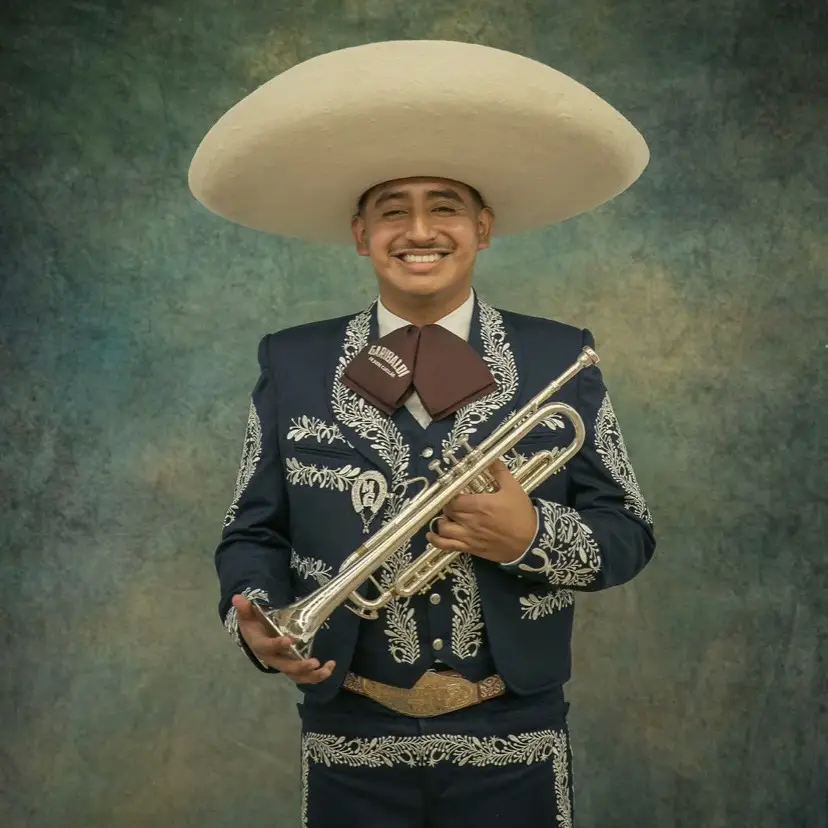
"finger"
286,660,337,684
254,635,305,659
276,655,323,675
243,634,299,667
232,593,256,621
427,531,469,552
433,518,470,542
486,458,514,487
236,603,284,647
233,594,278,635
443,494,479,517
297,660,337,685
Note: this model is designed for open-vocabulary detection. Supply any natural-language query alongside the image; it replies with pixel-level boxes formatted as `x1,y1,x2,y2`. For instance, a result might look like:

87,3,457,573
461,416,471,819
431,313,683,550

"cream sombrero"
188,40,649,244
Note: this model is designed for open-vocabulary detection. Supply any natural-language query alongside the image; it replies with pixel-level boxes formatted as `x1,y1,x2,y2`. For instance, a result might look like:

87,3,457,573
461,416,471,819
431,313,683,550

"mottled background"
2,0,826,825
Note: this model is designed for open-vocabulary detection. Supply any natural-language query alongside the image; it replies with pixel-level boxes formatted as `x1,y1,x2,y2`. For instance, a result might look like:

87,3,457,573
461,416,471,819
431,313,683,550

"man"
190,40,656,827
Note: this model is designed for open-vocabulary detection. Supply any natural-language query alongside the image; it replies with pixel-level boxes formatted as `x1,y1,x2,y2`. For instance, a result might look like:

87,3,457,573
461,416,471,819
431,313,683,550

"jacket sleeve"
500,328,656,591
214,335,293,672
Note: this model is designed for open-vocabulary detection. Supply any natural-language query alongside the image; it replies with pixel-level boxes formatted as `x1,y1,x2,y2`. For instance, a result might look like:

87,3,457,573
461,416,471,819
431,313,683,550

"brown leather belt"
342,669,506,717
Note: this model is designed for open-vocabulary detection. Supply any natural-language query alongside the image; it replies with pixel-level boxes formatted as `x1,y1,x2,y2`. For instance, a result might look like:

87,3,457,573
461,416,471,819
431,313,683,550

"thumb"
232,593,255,621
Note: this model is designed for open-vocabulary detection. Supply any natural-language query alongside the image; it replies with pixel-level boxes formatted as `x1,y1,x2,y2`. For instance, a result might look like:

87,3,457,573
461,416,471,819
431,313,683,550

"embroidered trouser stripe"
300,727,573,828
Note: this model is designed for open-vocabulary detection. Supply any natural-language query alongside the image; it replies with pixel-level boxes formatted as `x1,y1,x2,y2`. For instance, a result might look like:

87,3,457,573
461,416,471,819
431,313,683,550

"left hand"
426,459,538,564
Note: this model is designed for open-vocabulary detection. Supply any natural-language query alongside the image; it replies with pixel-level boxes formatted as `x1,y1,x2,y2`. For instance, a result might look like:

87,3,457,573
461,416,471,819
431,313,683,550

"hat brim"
188,40,649,244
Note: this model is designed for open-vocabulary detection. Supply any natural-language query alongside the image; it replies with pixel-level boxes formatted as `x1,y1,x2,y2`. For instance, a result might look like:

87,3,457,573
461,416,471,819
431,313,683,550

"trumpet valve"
468,467,498,494
458,436,475,454
428,458,446,477
442,448,459,466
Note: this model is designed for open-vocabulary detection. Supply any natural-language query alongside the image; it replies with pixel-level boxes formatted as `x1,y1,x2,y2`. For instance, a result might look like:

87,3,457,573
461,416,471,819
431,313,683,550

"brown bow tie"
343,324,497,420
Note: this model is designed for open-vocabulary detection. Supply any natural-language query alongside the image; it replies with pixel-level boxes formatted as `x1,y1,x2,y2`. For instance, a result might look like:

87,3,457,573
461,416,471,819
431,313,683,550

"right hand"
232,594,336,684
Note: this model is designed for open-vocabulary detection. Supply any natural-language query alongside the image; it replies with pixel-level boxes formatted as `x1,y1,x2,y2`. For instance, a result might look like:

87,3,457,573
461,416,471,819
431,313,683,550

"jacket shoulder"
256,310,363,372
495,306,590,347
266,312,353,346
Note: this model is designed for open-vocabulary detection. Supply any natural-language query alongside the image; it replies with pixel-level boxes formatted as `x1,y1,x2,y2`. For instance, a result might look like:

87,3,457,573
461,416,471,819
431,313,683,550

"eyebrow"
372,188,465,208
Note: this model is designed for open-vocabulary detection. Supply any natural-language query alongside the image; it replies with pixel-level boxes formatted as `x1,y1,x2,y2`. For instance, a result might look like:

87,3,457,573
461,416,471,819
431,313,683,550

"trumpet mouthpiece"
581,347,599,366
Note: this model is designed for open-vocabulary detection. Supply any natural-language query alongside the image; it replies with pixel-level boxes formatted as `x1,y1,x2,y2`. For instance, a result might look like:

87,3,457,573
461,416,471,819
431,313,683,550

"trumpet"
252,346,600,660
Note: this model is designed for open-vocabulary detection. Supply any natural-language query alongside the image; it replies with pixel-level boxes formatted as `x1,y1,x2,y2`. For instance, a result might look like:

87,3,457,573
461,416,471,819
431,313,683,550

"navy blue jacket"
215,295,656,703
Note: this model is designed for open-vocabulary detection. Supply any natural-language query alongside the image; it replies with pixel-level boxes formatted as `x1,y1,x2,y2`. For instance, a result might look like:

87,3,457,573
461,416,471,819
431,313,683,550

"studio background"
2,1,826,826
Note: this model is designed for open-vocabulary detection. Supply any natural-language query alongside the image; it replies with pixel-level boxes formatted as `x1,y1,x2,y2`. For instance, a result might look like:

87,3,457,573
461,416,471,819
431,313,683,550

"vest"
348,403,498,686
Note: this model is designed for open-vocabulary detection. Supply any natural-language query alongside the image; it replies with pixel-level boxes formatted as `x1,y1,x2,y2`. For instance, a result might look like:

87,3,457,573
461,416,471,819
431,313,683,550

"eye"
382,210,404,218
433,205,457,213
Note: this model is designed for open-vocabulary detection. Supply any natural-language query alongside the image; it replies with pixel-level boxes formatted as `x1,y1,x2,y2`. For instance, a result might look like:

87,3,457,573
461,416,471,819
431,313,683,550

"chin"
395,279,454,299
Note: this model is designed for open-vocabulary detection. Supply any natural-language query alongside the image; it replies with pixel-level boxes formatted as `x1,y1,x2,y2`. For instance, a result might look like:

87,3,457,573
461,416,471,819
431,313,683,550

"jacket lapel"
440,294,524,457
327,303,410,498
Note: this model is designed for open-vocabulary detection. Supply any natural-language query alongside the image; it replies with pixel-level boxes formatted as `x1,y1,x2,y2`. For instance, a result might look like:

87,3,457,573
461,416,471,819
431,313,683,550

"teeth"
400,253,445,263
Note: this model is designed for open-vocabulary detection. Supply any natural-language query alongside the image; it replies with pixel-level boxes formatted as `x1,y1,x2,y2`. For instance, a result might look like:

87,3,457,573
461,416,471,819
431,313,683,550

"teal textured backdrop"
2,1,826,825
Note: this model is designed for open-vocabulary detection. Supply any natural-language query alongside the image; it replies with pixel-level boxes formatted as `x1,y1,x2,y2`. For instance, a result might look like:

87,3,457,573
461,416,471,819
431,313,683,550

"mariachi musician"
189,40,656,828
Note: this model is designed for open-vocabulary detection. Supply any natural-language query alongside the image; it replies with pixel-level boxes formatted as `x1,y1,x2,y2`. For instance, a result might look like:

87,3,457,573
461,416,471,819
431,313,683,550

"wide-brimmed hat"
188,40,649,244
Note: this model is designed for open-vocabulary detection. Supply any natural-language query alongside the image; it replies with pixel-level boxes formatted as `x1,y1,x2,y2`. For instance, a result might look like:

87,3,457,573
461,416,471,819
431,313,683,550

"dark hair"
356,182,487,215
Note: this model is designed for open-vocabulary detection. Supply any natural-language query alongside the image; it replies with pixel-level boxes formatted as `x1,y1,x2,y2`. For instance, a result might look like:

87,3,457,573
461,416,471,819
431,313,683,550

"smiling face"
351,177,494,323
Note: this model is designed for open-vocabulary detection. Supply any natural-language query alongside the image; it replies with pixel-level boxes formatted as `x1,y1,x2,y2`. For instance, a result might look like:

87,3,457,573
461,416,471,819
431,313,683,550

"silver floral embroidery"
442,302,518,454
331,309,419,664
504,449,528,473
286,415,349,446
553,732,574,828
595,393,652,524
301,729,571,828
448,554,485,658
290,549,333,585
290,550,332,630
519,589,574,620
223,399,263,527
285,457,363,492
542,412,567,431
518,500,601,586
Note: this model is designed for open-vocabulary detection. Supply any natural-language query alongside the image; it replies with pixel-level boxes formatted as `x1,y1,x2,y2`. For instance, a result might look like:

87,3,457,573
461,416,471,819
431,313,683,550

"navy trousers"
297,686,574,828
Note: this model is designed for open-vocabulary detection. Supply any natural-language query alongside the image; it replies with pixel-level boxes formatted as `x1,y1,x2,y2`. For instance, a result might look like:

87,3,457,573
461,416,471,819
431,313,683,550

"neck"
379,285,472,326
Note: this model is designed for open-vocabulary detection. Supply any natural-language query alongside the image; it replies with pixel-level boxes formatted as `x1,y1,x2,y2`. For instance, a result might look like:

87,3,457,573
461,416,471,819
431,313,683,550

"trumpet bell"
250,600,314,660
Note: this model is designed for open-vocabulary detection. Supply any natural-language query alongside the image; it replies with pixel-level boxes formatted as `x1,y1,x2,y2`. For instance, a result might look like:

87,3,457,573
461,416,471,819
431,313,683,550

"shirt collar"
376,289,475,342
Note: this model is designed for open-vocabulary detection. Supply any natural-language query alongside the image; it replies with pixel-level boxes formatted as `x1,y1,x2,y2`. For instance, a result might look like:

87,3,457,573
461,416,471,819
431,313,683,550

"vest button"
429,593,441,605
433,638,444,651
421,447,434,458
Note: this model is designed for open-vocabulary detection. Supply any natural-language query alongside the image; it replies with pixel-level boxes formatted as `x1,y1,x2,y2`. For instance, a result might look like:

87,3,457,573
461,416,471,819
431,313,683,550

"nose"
405,209,438,244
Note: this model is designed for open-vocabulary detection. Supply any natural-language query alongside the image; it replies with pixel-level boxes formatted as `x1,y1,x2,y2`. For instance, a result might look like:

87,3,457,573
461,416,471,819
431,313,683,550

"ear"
351,213,370,257
477,206,494,251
